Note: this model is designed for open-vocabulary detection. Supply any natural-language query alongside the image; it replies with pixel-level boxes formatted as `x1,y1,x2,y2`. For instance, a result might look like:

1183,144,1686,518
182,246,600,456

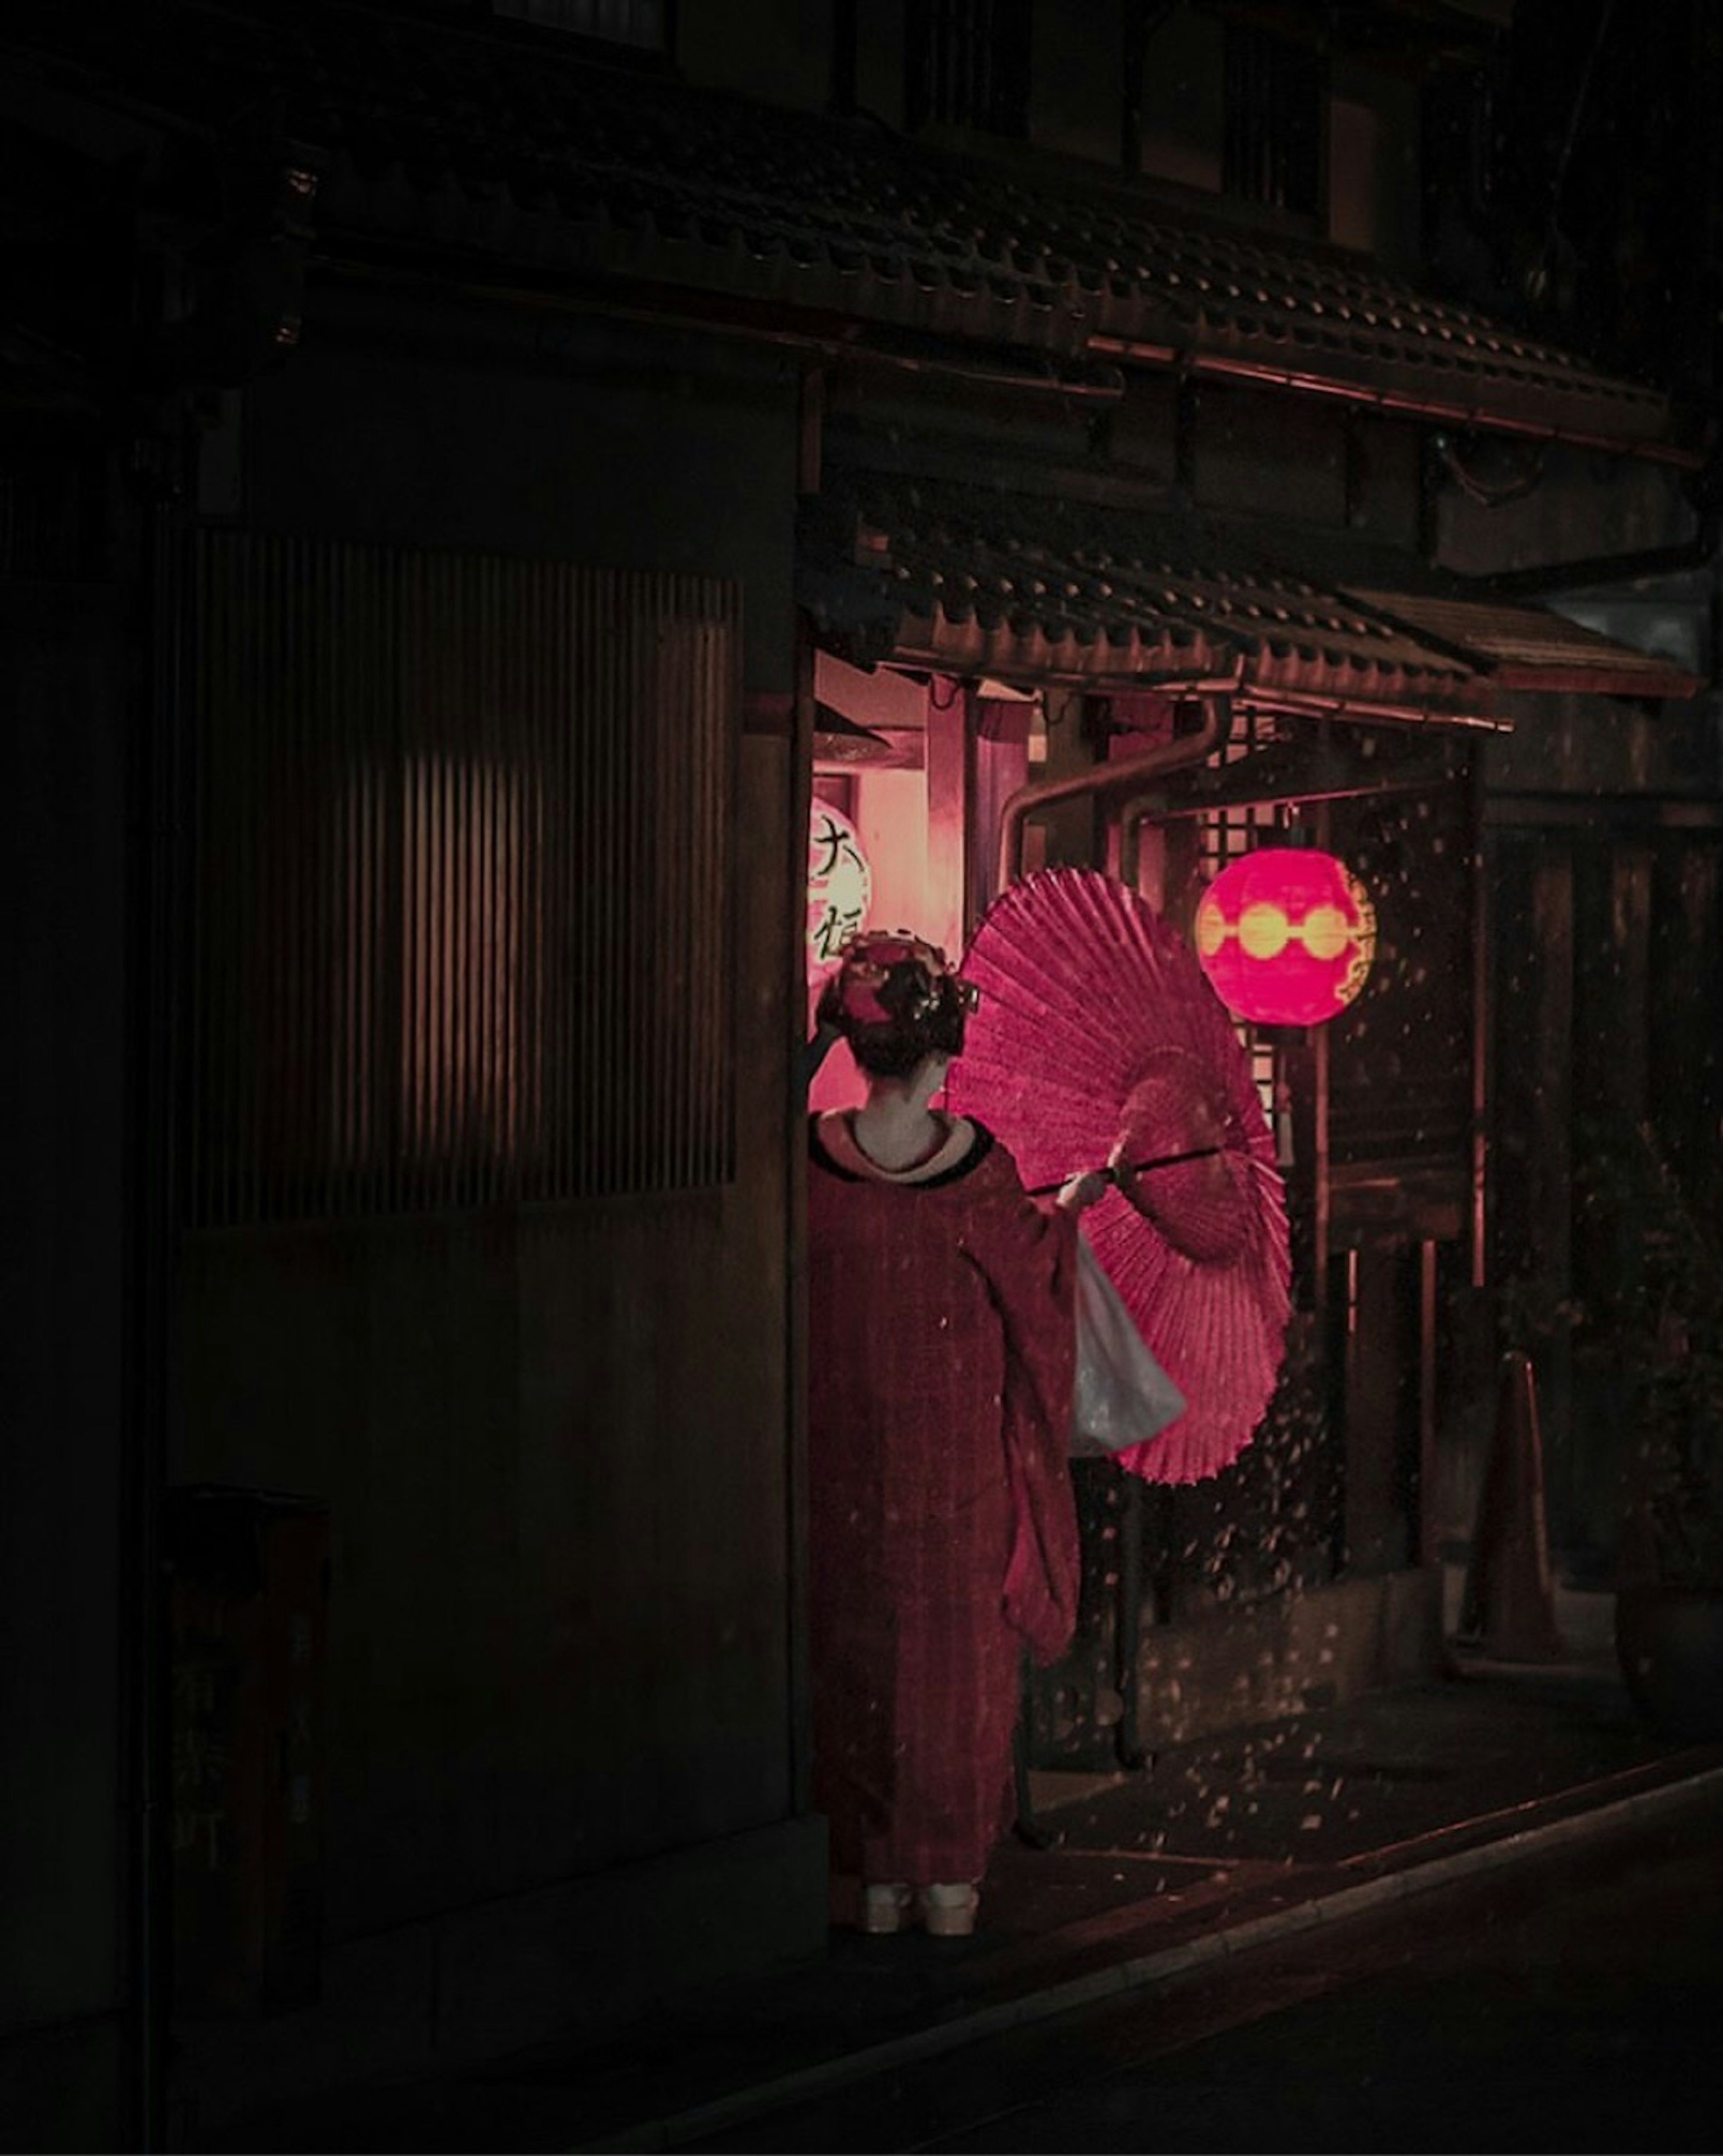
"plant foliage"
1572,1118,1723,1591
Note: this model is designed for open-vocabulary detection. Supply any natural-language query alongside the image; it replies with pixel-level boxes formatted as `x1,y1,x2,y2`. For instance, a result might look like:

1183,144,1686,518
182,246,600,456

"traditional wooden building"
4,2,1716,2146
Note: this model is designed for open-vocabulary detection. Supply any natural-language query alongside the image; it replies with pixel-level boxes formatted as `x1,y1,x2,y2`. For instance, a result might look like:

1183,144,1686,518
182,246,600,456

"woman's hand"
1055,1168,1113,1214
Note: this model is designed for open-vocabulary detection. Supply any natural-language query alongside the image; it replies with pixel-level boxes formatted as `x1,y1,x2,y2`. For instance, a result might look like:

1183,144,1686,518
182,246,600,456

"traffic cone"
1457,1350,1563,1661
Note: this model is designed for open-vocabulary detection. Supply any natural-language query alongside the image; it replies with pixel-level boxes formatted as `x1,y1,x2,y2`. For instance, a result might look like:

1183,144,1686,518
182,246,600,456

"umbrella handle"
1027,1143,1224,1198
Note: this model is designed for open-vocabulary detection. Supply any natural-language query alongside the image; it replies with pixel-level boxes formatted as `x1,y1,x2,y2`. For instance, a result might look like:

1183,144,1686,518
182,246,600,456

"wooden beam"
924,676,975,957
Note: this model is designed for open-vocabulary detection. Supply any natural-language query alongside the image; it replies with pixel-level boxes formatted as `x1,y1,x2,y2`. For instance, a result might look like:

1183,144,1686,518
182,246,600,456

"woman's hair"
816,931,979,1078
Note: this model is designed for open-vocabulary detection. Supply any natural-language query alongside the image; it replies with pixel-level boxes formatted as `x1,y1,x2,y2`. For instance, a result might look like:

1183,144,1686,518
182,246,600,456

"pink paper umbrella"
949,867,1290,1484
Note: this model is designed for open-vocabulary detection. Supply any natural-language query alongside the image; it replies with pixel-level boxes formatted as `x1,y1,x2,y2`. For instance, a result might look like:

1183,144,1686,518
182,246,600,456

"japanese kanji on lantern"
806,801,872,980
1194,846,1377,1027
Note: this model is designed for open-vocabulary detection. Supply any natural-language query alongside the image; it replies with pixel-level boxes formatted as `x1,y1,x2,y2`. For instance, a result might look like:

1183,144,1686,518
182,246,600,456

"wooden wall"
173,736,796,1931
1489,812,1723,1568
0,578,130,2150
167,303,813,1965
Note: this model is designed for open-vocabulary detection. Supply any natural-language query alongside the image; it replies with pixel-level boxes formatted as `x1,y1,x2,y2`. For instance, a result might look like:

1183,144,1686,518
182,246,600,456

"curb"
577,1761,1723,2153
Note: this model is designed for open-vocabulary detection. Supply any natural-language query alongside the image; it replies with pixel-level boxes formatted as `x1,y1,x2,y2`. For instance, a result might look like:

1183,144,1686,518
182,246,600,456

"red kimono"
806,1112,1081,1888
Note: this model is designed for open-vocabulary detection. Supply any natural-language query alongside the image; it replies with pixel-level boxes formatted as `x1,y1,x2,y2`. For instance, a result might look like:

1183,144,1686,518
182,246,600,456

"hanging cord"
1432,428,1547,509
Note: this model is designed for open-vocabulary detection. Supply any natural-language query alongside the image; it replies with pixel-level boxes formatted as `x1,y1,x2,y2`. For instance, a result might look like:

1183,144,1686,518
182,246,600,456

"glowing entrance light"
1194,847,1377,1026
807,801,872,980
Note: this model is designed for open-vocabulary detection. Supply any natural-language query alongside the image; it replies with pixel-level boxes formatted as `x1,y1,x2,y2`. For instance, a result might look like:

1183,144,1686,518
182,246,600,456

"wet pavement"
692,1796,1723,2153
198,1622,1723,2154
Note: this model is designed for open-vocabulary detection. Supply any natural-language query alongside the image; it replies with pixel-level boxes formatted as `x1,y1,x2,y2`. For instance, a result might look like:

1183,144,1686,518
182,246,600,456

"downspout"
995,677,1235,892
1111,707,1487,888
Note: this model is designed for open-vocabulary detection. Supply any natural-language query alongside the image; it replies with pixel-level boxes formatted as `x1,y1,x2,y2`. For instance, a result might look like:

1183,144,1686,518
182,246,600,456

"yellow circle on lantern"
1194,897,1226,958
1238,901,1290,960
1301,903,1351,961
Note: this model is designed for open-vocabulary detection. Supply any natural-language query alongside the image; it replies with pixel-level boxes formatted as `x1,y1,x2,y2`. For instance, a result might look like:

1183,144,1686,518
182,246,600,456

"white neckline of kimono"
821,1110,978,1183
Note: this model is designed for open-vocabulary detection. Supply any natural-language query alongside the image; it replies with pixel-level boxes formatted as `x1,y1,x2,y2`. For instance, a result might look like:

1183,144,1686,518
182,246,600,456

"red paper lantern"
1194,847,1377,1026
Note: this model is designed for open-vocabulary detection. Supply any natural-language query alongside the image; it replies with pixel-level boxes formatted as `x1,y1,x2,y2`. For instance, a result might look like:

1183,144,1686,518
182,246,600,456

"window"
333,751,541,1178
905,0,1032,138
1223,22,1324,217
179,532,738,1224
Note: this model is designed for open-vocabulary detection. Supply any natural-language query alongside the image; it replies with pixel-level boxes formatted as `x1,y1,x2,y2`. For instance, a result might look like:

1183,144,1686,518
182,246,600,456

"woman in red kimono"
807,932,1107,1938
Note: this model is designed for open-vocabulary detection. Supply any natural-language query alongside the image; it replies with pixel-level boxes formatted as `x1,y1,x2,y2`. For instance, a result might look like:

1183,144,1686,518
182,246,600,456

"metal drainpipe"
1115,788,1174,895
994,678,1235,892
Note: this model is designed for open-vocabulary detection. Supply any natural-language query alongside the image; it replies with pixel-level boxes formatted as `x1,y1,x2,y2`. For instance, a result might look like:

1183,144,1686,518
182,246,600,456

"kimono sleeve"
966,1150,1082,1667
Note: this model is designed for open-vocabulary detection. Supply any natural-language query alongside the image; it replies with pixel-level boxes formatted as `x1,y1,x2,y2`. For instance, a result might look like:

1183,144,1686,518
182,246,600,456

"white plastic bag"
1070,1229,1186,1458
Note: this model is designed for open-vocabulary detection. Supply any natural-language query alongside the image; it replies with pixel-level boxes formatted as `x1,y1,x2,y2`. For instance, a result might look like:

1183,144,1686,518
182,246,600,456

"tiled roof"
1332,587,1698,695
798,471,1705,714
4,1,1696,461
1251,522,1711,700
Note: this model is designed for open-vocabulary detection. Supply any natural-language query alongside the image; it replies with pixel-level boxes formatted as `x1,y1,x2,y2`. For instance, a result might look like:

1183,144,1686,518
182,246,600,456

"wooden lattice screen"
1194,713,1475,1230
179,530,738,1225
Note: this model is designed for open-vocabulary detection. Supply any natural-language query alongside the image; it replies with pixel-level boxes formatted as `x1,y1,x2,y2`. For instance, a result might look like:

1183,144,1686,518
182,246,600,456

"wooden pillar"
785,363,823,1814
1526,846,1576,1551
1341,1245,1418,1576
1611,845,1653,1127
924,676,974,960
1418,1237,1439,1568
1651,838,1723,1212
1527,851,1575,1297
